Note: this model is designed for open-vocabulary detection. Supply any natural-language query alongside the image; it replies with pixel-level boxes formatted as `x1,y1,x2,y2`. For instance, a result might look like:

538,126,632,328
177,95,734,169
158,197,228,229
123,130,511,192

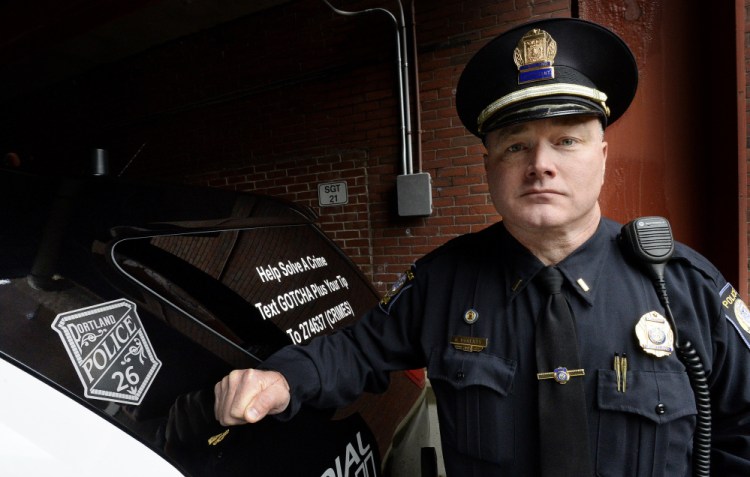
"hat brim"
480,96,607,133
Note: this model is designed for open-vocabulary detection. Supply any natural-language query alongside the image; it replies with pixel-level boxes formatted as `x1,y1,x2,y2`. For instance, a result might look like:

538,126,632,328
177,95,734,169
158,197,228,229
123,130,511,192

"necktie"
535,266,593,476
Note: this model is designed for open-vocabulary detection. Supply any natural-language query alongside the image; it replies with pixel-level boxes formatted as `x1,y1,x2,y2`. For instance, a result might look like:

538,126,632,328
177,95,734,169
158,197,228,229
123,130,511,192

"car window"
109,221,378,361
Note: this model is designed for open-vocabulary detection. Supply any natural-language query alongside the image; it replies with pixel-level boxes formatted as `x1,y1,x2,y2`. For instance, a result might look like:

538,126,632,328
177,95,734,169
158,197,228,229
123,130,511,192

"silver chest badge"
635,310,674,358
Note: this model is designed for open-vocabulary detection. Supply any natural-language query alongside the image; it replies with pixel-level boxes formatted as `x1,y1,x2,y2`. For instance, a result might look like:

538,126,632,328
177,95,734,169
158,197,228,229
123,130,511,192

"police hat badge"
456,18,638,137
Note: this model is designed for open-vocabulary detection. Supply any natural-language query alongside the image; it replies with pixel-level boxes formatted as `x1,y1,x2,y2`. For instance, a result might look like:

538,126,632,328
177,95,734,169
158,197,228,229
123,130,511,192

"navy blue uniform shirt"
263,218,750,476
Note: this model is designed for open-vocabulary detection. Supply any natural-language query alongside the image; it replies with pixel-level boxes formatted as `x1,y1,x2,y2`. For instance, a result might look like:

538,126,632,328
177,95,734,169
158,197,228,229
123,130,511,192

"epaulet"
416,222,504,267
672,243,750,350
670,242,722,284
378,223,505,314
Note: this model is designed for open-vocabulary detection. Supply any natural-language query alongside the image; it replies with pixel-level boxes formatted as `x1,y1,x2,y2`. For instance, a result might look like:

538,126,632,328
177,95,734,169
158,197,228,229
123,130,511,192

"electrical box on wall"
397,172,432,217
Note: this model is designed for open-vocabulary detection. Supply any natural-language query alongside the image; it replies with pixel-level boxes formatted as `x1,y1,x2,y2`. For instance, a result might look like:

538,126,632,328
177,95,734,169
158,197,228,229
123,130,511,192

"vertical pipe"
410,0,422,173
395,1,413,174
321,1,413,176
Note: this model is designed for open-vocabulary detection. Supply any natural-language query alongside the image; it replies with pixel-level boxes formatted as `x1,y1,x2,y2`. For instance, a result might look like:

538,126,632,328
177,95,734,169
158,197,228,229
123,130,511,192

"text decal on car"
51,298,162,405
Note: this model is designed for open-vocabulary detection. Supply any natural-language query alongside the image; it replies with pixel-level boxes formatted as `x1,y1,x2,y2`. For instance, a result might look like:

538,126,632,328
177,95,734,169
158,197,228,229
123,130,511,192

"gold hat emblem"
514,29,557,84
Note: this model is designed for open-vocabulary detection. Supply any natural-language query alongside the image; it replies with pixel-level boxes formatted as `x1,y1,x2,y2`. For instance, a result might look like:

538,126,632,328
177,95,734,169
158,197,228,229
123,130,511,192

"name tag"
450,336,488,352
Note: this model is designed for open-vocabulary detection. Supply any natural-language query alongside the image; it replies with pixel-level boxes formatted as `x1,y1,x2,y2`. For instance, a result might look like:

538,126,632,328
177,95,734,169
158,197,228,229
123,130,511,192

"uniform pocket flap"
597,369,697,424
428,346,516,396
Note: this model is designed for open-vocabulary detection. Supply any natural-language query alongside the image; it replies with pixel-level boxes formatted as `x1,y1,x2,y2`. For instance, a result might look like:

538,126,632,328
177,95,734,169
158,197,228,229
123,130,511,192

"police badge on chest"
634,310,674,358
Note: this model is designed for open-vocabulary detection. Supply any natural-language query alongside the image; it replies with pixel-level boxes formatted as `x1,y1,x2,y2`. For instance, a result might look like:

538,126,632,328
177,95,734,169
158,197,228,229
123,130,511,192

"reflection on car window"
112,223,377,355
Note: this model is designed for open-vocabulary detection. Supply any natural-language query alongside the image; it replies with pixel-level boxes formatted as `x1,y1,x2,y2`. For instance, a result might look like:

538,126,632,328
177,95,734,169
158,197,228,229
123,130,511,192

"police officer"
214,18,750,476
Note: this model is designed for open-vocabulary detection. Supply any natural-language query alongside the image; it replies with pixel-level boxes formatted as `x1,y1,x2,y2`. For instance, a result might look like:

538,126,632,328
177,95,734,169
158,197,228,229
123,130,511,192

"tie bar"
537,367,585,384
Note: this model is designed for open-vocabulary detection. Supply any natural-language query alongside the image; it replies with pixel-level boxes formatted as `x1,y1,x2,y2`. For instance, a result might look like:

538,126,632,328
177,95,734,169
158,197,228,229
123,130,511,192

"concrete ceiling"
0,0,291,105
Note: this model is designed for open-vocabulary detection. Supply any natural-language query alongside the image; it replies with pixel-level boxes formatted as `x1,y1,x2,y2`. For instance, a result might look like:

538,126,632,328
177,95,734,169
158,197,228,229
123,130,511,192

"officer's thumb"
245,371,290,422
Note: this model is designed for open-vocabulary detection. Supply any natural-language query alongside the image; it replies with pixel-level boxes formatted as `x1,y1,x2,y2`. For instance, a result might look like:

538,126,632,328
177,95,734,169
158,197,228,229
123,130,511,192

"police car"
0,167,427,476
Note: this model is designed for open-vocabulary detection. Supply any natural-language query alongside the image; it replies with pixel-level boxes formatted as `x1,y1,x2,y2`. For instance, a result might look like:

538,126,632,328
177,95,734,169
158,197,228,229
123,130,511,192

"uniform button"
655,403,666,415
456,371,465,381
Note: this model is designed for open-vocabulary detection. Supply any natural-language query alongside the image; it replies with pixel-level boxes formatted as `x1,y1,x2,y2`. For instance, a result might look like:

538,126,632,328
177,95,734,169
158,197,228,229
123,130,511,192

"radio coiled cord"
619,217,712,477
655,277,711,477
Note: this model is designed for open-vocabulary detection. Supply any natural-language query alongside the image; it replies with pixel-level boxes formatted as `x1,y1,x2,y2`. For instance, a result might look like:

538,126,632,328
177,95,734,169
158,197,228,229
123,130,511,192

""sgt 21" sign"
52,298,161,405
318,181,348,207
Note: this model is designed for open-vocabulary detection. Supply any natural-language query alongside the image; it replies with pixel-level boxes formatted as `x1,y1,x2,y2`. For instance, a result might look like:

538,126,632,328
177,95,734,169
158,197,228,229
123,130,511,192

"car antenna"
118,142,147,177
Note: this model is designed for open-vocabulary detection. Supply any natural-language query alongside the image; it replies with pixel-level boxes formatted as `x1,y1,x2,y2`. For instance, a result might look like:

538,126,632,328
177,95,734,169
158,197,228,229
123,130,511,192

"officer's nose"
526,143,557,179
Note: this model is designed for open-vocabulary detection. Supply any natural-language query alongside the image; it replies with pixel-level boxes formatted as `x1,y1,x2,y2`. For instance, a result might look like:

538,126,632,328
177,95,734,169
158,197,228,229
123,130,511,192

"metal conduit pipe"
396,0,414,175
409,0,423,174
321,0,414,175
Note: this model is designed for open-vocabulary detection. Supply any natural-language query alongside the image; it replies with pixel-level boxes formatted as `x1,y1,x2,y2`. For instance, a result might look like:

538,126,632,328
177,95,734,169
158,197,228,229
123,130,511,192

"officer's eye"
558,137,578,147
506,143,526,153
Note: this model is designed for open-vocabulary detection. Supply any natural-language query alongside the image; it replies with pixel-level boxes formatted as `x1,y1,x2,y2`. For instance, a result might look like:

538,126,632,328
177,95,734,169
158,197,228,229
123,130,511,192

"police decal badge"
720,283,750,350
51,298,162,405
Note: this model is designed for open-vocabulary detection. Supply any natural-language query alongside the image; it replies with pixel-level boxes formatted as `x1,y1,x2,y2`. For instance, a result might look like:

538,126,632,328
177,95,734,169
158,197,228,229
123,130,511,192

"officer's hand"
214,369,291,426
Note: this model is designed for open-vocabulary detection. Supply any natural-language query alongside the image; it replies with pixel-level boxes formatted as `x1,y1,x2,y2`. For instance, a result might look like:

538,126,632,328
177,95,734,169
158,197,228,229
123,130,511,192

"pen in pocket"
614,352,627,393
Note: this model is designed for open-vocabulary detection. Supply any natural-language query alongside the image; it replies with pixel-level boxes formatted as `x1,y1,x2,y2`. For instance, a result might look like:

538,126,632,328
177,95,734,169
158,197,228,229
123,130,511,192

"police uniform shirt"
262,218,750,476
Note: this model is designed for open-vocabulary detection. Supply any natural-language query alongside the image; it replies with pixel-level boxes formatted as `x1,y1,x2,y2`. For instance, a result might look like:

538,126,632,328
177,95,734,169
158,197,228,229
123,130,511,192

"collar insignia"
514,28,557,84
208,429,230,446
464,308,479,324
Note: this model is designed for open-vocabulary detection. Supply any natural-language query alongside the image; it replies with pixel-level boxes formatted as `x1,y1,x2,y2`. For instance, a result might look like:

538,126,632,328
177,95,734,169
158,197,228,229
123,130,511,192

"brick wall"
0,0,570,293
746,0,750,295
183,0,570,292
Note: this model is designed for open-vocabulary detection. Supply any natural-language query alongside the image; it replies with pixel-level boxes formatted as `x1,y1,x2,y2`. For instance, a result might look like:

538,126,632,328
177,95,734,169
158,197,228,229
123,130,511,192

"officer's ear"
597,119,607,183
481,130,497,159
481,135,490,168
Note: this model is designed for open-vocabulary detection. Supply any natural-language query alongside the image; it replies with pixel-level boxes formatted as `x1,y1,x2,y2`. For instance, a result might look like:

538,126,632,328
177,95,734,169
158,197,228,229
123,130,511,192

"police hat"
456,18,638,137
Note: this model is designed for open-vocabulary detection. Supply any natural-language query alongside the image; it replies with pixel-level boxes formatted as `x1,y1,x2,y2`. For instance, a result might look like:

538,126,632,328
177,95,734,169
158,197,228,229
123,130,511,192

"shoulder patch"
379,270,414,312
720,283,750,350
